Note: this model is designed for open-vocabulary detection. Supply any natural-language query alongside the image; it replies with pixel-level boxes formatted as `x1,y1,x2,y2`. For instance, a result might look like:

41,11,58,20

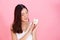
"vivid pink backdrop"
0,0,60,40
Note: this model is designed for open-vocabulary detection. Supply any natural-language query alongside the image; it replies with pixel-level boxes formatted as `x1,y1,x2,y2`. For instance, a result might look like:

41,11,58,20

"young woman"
10,4,38,40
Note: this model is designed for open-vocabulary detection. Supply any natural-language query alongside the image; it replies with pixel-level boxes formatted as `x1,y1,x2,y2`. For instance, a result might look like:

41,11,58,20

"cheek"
21,16,24,20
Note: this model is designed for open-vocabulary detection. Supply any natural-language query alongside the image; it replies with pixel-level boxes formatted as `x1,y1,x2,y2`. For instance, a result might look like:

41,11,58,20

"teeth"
33,18,38,25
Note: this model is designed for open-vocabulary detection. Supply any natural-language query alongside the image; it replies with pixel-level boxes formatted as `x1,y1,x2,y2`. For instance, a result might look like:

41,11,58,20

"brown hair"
12,4,28,33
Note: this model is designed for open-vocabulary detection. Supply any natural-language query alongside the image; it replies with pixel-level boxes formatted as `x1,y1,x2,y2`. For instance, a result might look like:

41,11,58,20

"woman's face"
21,8,29,22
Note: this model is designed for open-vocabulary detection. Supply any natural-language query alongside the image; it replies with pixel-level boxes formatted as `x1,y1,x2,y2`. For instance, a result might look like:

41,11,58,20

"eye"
26,11,28,14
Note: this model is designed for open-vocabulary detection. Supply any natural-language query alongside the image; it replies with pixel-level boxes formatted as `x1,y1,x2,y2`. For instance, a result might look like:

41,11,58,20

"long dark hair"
12,4,28,33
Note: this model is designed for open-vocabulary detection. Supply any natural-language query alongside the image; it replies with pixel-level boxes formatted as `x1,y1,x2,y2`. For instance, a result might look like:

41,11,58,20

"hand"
32,24,37,34
27,22,38,34
27,22,35,34
32,24,37,40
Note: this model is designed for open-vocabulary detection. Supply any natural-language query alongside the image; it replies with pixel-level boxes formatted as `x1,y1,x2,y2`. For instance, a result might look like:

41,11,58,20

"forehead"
21,8,28,13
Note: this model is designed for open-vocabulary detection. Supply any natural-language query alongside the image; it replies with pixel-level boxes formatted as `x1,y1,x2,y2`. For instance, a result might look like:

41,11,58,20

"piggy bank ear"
33,18,38,25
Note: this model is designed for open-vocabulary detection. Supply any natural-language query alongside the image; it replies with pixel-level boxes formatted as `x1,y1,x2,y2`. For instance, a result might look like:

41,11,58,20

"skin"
11,8,37,40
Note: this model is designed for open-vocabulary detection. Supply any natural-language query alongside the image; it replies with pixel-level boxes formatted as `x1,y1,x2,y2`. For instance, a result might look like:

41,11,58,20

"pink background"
0,0,60,40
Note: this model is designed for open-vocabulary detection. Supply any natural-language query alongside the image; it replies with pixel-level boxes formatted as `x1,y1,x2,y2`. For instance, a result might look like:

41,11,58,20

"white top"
16,23,32,40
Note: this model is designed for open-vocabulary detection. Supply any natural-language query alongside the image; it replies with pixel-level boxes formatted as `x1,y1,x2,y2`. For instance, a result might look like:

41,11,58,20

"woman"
11,4,37,40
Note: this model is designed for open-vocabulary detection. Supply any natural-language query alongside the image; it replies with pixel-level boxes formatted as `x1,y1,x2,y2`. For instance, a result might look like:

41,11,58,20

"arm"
11,27,30,40
10,25,18,40
32,24,37,40
32,31,37,40
20,23,34,40
11,30,17,40
20,31,31,40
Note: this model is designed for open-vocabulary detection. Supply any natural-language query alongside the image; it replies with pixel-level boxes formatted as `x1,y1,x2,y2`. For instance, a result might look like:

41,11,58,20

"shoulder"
10,24,14,34
10,25,16,35
10,24,13,31
10,26,13,31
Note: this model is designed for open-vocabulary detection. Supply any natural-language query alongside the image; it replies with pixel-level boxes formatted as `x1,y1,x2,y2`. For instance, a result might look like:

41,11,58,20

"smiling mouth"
25,17,28,19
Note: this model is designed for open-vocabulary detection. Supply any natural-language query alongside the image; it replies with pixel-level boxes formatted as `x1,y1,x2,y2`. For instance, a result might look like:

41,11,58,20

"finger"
32,24,36,31
33,24,38,31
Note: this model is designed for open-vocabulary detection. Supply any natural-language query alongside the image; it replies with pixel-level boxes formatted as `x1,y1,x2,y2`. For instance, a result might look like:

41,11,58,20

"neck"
22,21,29,32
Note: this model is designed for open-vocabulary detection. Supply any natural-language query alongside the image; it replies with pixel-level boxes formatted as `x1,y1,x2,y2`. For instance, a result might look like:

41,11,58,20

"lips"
24,18,28,20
